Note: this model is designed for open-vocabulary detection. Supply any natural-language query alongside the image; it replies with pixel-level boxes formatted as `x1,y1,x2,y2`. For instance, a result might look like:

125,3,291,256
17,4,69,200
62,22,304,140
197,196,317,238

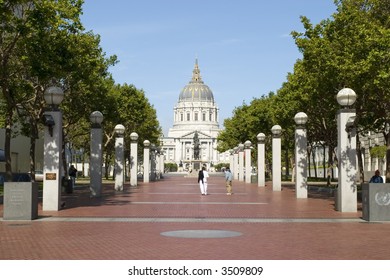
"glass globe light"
336,88,357,107
271,125,282,136
44,86,64,106
294,112,308,125
114,124,125,136
257,133,266,142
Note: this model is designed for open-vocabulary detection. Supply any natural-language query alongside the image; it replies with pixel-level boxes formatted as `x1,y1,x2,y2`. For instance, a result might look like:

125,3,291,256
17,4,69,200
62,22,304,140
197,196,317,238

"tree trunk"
4,109,13,181
356,134,364,183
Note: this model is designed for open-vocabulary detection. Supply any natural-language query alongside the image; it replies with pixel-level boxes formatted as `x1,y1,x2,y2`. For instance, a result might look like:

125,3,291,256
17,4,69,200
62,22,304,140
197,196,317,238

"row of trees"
217,0,390,182
0,0,161,180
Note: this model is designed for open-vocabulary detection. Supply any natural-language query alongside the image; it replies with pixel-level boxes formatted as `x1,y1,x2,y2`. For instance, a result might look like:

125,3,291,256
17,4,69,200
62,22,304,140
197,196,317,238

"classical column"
130,132,139,187
143,140,150,183
271,125,282,191
114,124,125,191
245,140,252,184
337,88,357,212
238,143,245,182
294,112,308,198
90,111,103,197
257,133,266,187
42,86,64,211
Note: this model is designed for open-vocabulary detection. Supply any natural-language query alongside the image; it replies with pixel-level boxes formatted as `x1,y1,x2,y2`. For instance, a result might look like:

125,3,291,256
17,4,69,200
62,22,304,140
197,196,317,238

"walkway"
0,174,389,260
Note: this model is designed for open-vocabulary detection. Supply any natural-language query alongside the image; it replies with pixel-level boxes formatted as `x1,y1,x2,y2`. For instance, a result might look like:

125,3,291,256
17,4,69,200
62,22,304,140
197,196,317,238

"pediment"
180,130,212,139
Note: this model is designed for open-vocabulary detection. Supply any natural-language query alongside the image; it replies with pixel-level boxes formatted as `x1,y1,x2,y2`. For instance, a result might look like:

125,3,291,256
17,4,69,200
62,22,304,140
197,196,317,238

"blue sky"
80,0,337,135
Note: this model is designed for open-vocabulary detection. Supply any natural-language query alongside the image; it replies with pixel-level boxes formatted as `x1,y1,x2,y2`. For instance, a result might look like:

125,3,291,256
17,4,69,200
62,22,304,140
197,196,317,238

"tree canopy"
217,0,390,181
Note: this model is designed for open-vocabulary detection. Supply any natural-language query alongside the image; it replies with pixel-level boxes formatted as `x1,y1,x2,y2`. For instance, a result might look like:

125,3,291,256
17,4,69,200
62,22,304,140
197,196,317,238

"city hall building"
160,60,229,171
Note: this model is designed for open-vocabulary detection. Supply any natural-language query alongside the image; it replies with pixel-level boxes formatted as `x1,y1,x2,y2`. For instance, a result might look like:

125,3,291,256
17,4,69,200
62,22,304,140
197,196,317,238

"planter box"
3,182,38,220
362,183,390,221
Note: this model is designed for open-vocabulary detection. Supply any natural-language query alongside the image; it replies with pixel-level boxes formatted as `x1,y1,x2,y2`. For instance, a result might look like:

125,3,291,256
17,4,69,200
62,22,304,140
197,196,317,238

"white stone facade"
160,60,225,170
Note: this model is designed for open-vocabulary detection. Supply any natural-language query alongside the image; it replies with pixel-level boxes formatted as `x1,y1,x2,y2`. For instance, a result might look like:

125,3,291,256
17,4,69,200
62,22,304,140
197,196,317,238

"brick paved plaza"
1,174,390,260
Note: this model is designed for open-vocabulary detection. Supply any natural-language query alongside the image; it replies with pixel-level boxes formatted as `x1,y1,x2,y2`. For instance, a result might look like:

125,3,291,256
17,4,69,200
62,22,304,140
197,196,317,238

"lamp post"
90,111,103,197
130,132,139,187
271,125,282,191
42,86,64,211
337,88,357,212
294,112,308,198
244,140,252,183
114,124,125,191
143,140,150,183
233,146,239,180
238,143,245,182
257,133,266,187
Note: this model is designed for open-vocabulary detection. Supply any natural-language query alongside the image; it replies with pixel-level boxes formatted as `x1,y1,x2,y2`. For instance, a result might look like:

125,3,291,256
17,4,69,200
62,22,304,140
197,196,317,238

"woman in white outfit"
199,166,209,195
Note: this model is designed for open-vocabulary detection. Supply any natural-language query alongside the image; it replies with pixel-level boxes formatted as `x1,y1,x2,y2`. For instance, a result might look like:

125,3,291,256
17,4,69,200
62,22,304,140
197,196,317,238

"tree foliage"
217,0,390,181
0,0,161,180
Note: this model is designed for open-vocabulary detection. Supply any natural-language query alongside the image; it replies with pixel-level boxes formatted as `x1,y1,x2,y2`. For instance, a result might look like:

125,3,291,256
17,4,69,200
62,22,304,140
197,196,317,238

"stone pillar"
257,133,266,187
90,111,103,197
271,125,282,191
229,149,234,174
159,150,165,175
114,124,125,191
294,112,308,198
143,140,150,183
42,110,63,211
244,140,252,183
336,88,357,212
238,143,245,182
233,147,239,180
42,86,64,211
150,144,157,181
130,132,139,187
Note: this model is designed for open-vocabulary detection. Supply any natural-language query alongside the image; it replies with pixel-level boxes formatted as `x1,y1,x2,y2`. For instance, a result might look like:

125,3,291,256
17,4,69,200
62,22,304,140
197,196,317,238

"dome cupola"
178,59,214,102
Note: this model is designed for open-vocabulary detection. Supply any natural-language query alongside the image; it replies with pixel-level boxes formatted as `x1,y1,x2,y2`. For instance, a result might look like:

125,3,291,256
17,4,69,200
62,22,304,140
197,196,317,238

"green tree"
292,0,390,181
1,0,117,179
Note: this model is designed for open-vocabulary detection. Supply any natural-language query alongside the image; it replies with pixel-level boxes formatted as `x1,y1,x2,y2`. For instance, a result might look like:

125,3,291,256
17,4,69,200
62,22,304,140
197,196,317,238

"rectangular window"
187,113,190,121
195,113,198,121
181,114,183,121
202,113,206,121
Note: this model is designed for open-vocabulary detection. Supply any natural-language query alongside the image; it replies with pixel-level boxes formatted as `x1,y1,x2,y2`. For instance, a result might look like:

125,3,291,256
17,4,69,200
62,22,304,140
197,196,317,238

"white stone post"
271,125,282,191
294,112,308,198
150,144,157,181
233,147,239,180
114,124,125,191
238,143,245,182
130,132,139,187
229,149,234,173
143,140,150,183
90,111,103,197
159,150,165,175
245,140,252,183
257,133,266,187
337,88,357,212
42,86,64,211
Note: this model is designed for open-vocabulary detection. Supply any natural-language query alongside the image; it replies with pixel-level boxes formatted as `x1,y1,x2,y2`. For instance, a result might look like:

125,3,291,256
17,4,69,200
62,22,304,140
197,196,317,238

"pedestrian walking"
198,166,209,195
225,167,233,195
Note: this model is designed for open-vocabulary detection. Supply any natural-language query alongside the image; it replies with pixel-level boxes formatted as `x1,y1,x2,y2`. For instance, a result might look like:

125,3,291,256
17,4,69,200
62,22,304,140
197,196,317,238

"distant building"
0,128,44,173
160,60,229,170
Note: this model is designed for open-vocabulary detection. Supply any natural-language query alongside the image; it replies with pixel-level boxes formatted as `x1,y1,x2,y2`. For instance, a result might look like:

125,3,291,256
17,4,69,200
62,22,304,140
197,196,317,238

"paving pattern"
1,174,389,260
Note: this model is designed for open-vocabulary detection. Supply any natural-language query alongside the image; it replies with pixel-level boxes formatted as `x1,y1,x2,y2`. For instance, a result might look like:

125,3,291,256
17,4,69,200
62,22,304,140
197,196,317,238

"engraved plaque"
45,173,57,180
